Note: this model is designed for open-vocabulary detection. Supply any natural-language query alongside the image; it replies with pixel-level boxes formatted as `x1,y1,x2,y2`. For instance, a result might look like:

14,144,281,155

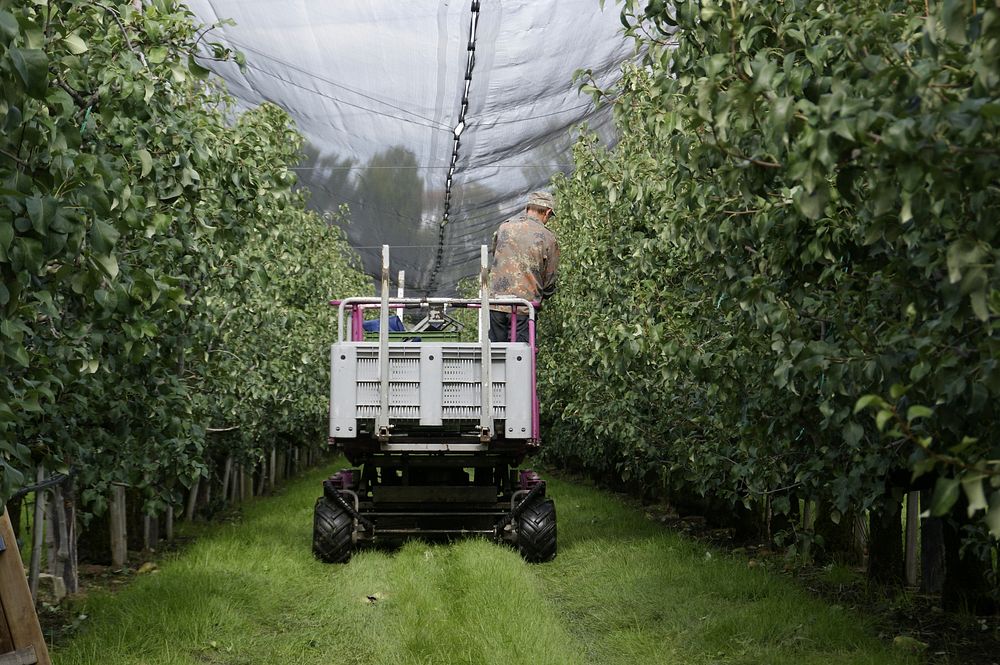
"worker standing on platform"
488,191,560,343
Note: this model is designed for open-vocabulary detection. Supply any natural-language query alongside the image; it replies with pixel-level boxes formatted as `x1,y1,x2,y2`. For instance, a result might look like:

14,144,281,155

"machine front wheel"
313,496,354,563
517,497,557,563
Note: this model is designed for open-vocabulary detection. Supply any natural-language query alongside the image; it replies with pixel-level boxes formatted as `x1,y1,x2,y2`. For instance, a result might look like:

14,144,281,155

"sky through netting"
184,0,638,294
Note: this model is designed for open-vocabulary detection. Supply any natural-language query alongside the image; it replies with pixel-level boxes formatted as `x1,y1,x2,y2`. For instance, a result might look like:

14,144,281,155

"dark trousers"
489,310,531,343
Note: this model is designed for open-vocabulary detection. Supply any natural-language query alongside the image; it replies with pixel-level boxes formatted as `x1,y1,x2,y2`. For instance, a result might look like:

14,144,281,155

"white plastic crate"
329,342,532,439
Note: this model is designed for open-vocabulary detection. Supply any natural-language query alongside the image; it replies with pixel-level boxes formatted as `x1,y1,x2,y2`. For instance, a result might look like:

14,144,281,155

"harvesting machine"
312,245,556,563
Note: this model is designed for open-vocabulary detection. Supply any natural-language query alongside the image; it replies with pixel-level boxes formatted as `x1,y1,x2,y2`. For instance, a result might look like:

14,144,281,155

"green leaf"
93,252,119,279
0,11,18,43
946,238,983,284
986,493,1000,539
138,149,153,178
969,290,989,322
26,195,55,234
906,405,932,421
853,394,884,413
794,185,827,220
148,46,169,64
930,477,960,517
63,32,88,54
961,476,988,517
0,220,12,261
875,409,894,432
8,48,49,98
14,237,42,272
89,218,120,255
8,344,28,367
188,56,211,80
941,0,968,44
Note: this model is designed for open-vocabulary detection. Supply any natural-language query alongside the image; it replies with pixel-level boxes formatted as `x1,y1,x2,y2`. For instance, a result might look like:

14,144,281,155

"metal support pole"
377,245,391,439
479,245,493,441
396,270,405,322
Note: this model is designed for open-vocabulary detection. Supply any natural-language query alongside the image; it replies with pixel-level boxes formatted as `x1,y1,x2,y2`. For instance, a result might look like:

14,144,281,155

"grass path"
55,463,913,665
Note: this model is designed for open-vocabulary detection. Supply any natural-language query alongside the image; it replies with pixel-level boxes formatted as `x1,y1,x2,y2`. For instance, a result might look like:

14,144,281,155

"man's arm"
541,238,560,299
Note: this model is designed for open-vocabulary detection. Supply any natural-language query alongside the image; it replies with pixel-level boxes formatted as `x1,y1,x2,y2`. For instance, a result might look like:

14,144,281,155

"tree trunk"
45,479,78,595
801,500,816,562
109,485,127,568
256,461,266,496
269,447,277,491
185,477,200,522
942,499,998,614
28,467,46,601
919,507,945,594
164,505,174,542
868,495,904,586
143,512,158,552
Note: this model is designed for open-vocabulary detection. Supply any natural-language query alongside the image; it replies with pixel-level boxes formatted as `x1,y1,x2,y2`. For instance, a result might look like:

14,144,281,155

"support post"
220,456,233,504
269,447,276,491
478,244,493,441
45,479,77,594
27,468,45,601
109,485,127,568
184,477,199,522
905,491,920,587
801,499,816,562
165,505,174,542
396,269,405,322
376,245,391,439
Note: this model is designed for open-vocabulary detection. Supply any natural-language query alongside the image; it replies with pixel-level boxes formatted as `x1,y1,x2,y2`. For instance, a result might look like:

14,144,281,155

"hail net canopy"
184,0,636,294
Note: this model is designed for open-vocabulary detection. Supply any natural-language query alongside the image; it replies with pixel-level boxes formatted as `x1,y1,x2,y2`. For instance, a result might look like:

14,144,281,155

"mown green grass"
55,463,913,665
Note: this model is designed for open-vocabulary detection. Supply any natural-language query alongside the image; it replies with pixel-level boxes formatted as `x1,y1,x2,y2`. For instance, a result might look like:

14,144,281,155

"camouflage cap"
526,191,556,215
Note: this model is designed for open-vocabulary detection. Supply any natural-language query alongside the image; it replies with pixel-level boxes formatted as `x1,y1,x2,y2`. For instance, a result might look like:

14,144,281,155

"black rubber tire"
312,496,354,563
517,498,557,563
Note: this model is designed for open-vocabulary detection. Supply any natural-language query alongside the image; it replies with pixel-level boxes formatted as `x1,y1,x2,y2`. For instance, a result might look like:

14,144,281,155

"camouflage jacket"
488,214,559,312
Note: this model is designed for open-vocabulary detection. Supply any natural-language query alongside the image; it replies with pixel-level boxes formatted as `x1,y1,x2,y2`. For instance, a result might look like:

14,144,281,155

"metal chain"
427,0,482,296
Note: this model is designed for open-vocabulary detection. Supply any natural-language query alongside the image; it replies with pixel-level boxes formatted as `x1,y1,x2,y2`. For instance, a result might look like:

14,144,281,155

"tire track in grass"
368,540,583,665
55,464,916,665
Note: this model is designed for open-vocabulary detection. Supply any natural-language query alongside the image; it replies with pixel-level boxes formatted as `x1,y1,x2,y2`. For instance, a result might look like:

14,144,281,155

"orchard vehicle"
313,246,556,563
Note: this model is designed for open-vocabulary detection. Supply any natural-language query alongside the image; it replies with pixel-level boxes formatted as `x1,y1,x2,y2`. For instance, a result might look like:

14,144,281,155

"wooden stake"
220,456,233,504
28,469,45,602
45,480,77,595
802,500,816,562
142,509,159,553
0,510,52,665
109,485,127,568
164,505,174,542
905,491,920,587
184,478,199,522
269,448,276,491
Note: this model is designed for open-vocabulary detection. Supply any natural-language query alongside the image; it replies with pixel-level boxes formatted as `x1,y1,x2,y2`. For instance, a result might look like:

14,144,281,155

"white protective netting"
184,0,639,293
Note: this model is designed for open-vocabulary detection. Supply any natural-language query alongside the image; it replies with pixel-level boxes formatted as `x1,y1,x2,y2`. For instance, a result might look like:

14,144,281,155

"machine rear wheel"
517,498,557,563
313,496,354,563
